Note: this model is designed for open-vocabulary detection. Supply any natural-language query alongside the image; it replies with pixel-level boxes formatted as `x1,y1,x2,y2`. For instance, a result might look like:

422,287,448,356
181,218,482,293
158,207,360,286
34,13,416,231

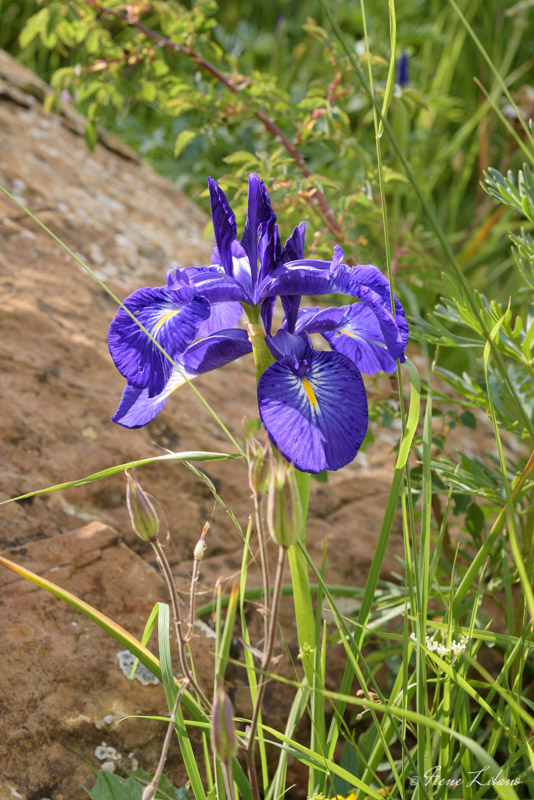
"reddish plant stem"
151,538,210,709
252,491,271,648
86,1,343,239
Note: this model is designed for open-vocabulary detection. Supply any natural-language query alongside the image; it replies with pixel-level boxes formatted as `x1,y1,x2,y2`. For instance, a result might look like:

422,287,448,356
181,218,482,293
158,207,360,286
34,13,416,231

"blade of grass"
325,357,421,760
0,555,203,721
157,603,207,800
238,519,269,794
447,0,534,154
1,451,240,505
453,447,534,614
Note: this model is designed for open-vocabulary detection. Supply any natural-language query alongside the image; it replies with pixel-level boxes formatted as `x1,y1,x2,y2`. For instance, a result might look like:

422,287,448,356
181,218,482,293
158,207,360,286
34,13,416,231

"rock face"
0,50,403,798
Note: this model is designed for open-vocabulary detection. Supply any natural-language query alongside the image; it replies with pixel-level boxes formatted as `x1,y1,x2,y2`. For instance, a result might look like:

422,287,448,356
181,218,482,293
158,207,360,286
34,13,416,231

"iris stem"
222,760,237,800
288,470,316,686
184,521,209,643
246,322,275,382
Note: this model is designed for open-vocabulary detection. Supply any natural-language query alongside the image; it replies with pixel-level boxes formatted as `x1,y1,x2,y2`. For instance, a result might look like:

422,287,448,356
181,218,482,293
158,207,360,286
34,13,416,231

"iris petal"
262,261,408,362
260,263,335,299
113,329,252,428
181,328,252,374
208,177,236,275
112,369,193,427
334,264,408,359
258,349,368,473
197,301,243,338
108,286,210,396
295,304,397,374
189,271,250,304
241,174,277,289
278,222,306,332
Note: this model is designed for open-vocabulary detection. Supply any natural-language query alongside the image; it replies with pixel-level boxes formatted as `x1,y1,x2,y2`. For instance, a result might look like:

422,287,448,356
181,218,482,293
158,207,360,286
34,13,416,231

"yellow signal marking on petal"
340,328,357,338
153,308,180,334
302,377,318,408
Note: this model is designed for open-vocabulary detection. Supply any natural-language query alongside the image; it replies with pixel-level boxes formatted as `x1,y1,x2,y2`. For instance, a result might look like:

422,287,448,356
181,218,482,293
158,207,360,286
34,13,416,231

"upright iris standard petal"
208,177,236,275
108,285,210,396
240,173,277,289
295,304,397,374
258,348,368,473
278,221,306,333
227,241,254,296
113,329,252,428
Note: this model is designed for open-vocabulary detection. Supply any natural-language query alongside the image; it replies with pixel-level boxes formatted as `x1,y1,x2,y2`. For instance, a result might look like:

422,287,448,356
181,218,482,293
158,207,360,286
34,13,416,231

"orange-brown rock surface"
0,50,403,799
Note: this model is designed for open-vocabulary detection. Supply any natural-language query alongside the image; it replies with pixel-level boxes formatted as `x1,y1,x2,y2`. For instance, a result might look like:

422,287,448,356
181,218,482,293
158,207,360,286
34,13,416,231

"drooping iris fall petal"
258,345,368,473
295,303,397,374
108,285,210,396
262,259,408,362
112,329,252,428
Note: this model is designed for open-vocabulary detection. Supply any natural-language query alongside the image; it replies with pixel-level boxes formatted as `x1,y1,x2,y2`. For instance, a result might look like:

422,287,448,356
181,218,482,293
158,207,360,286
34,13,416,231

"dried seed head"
193,522,209,561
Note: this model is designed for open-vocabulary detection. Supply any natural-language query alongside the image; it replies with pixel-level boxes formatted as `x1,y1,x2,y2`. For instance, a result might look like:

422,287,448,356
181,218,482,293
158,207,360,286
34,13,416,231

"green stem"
246,322,275,381
247,316,316,689
288,470,316,687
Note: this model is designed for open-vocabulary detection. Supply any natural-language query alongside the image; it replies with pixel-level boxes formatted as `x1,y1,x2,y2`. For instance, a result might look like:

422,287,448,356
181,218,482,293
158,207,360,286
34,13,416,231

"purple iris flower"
108,174,408,473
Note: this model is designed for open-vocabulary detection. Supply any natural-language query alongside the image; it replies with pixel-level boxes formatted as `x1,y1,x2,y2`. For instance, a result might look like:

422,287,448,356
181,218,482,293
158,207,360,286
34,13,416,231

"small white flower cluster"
411,632,469,660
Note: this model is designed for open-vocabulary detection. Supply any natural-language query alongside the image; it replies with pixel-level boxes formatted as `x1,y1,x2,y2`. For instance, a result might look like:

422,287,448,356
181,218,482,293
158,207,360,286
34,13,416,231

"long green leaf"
157,604,207,800
1,451,240,505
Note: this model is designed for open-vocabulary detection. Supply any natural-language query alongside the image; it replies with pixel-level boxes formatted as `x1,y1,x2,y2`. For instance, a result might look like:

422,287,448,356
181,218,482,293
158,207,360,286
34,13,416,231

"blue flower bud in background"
397,50,409,88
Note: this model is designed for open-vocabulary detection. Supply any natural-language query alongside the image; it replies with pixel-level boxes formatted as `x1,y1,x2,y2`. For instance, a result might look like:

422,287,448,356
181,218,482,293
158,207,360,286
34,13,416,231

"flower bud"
246,435,270,495
125,470,159,541
211,683,237,763
267,460,303,549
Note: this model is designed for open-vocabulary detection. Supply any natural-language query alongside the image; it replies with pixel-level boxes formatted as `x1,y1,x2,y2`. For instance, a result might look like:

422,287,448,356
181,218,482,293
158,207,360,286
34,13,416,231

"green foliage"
7,0,533,277
128,769,190,800
85,771,143,800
